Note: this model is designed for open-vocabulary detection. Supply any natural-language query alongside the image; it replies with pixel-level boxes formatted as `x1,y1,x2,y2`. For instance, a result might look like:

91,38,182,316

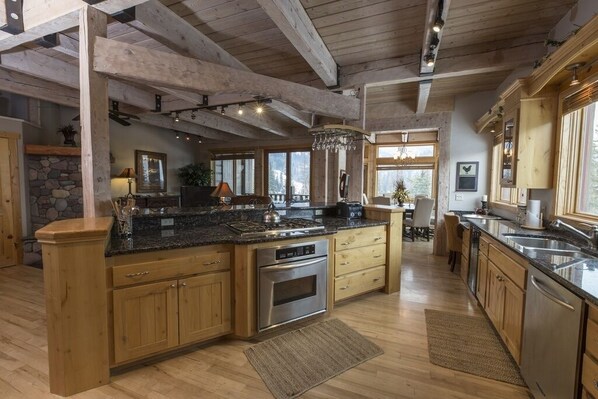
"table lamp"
211,182,235,205
117,167,136,198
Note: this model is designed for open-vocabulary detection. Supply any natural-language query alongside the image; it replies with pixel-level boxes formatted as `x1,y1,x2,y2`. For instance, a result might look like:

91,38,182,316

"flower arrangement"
392,179,409,206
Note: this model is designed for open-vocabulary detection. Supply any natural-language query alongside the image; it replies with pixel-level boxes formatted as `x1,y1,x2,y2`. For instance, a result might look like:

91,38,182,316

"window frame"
210,151,255,195
264,147,312,203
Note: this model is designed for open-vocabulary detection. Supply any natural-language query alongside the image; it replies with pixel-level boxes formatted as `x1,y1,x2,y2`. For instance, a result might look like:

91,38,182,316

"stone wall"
25,155,83,265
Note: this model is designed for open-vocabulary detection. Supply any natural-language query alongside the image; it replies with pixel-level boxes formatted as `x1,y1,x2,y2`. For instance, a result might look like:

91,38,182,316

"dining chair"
403,198,435,241
444,213,462,272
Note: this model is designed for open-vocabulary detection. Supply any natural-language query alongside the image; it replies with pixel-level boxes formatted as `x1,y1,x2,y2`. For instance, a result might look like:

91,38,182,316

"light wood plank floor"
0,242,532,398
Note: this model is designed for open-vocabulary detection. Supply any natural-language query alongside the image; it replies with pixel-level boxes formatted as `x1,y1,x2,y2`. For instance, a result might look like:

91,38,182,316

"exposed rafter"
93,37,360,119
416,80,433,114
256,0,337,87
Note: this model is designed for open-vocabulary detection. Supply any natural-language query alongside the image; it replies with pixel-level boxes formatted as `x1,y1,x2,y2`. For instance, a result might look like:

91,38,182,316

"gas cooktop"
226,218,325,238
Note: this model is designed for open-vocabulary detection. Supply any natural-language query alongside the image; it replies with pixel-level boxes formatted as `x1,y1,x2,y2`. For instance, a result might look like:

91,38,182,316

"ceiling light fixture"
175,131,180,139
237,105,244,115
198,136,202,144
191,110,196,120
429,33,440,50
220,106,225,115
185,133,190,141
174,112,180,122
256,104,264,114
433,16,444,32
565,62,586,86
424,53,435,67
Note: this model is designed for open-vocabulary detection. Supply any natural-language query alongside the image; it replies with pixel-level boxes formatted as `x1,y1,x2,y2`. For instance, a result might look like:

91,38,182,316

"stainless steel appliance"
521,265,584,398
466,227,480,293
337,201,363,219
226,218,325,238
257,240,328,331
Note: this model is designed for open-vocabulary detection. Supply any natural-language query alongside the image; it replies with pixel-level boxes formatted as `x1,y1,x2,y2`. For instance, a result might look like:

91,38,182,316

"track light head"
198,136,202,144
185,133,190,141
429,33,440,50
175,131,180,139
256,104,264,114
220,106,225,115
191,110,196,120
174,112,180,122
424,53,435,67
433,16,444,32
238,105,244,115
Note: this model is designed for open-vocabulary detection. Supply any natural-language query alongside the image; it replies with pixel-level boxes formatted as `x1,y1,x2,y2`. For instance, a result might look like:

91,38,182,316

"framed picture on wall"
456,161,478,192
135,150,167,192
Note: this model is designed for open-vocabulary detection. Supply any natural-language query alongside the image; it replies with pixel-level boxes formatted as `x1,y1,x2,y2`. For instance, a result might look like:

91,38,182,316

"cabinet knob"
170,284,176,288
339,285,349,290
180,282,187,287
340,261,350,265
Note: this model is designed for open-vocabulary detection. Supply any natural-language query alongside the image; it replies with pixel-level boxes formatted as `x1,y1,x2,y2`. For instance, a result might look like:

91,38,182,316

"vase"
398,201,404,207
62,133,76,147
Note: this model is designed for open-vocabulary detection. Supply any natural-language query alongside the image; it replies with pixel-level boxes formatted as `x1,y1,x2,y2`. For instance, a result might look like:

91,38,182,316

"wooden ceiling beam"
0,68,80,107
419,0,452,75
179,110,270,140
138,114,236,141
217,104,290,137
256,0,337,87
267,100,313,127
93,37,360,119
416,80,433,114
0,0,149,52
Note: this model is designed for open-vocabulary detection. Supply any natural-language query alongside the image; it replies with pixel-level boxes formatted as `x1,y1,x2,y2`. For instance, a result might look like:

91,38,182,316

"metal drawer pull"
340,262,350,265
373,278,380,282
341,242,350,246
203,260,221,266
339,286,349,290
530,275,575,311
373,255,382,258
125,271,150,278
374,237,382,241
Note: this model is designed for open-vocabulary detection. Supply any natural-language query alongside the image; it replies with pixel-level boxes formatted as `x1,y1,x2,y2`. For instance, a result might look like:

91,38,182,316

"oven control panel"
276,244,316,260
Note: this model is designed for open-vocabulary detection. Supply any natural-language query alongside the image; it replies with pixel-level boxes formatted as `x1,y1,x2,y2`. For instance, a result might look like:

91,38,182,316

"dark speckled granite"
108,217,387,257
468,218,598,306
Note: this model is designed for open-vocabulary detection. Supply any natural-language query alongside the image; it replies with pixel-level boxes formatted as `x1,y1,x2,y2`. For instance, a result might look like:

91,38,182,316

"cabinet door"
179,271,231,345
501,276,525,364
476,254,488,307
485,262,504,330
113,280,179,363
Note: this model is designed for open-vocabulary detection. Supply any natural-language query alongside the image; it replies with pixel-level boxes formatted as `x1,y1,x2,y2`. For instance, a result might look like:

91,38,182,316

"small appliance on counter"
337,201,363,219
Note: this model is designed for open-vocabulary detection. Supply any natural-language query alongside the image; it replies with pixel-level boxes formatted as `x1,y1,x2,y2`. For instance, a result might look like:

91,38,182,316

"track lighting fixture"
237,105,244,115
220,106,225,115
256,104,264,114
191,110,196,120
185,133,190,141
175,131,180,139
429,33,440,50
198,136,202,144
565,62,585,86
174,112,180,122
424,53,435,67
433,16,444,32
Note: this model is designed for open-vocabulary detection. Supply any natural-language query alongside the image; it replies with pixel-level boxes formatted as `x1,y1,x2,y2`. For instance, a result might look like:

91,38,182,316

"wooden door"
0,137,20,267
485,262,504,330
178,271,231,345
113,280,179,363
501,276,525,364
476,254,488,307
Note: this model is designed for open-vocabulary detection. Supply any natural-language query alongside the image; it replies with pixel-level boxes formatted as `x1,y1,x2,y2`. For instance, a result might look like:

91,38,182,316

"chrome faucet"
550,219,598,249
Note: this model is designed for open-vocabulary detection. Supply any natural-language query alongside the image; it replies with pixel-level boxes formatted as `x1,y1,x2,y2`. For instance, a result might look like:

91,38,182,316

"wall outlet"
161,229,174,237
161,218,174,227
455,194,463,201
315,209,323,216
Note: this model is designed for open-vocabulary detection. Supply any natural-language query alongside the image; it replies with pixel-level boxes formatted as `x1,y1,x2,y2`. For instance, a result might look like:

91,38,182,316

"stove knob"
350,211,355,217
357,211,362,217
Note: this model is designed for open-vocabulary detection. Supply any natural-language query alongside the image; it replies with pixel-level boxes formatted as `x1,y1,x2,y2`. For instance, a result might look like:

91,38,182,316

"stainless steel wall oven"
257,240,328,331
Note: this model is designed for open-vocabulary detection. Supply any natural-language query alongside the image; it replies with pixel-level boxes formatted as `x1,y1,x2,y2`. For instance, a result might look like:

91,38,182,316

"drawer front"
335,266,385,302
488,244,526,289
583,353,598,398
460,254,469,283
587,318,598,361
334,244,386,276
334,226,386,251
113,251,230,287
463,228,471,246
479,235,490,256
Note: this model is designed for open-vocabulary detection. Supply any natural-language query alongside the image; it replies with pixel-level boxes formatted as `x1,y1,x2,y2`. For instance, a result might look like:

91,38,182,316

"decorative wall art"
456,161,479,192
135,150,167,192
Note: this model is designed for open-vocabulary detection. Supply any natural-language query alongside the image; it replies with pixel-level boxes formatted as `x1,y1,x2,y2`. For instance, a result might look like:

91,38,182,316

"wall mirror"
456,161,479,191
135,150,167,192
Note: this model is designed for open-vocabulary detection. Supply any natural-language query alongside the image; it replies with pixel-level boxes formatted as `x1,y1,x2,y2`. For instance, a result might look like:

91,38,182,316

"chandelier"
309,124,369,152
393,131,415,164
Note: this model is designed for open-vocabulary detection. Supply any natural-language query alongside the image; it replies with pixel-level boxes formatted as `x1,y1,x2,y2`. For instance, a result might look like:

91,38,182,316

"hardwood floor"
0,241,531,398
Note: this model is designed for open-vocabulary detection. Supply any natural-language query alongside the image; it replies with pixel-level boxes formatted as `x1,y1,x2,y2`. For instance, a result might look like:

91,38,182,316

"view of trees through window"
268,150,310,202
377,169,433,198
212,158,254,195
578,102,598,216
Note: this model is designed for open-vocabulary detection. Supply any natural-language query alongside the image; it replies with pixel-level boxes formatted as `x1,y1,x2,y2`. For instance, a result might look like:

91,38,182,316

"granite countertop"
468,218,598,306
108,217,387,256
134,202,336,217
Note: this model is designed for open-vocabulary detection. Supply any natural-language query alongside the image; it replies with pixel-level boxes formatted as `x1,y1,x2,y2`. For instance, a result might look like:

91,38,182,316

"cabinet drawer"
335,266,385,302
583,353,598,398
334,244,386,276
488,244,526,289
113,250,230,287
479,235,490,256
460,255,469,283
334,226,386,251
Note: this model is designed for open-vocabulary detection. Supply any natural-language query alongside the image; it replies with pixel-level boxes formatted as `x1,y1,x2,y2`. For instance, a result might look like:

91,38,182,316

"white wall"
59,107,202,198
549,0,597,44
448,92,495,211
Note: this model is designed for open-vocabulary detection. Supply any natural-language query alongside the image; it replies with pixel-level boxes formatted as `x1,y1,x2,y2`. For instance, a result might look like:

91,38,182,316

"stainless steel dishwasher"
521,265,584,398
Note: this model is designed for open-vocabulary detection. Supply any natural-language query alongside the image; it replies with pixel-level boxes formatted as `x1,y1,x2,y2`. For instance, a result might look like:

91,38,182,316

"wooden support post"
311,149,328,203
35,217,113,396
79,5,110,217
346,85,366,202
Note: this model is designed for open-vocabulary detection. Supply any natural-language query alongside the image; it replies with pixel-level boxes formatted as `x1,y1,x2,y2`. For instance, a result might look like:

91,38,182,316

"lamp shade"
117,168,136,179
211,182,235,198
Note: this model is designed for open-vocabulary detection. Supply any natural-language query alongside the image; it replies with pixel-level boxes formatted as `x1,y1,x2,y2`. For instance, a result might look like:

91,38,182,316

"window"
555,85,598,221
375,141,437,200
266,150,310,203
211,152,254,195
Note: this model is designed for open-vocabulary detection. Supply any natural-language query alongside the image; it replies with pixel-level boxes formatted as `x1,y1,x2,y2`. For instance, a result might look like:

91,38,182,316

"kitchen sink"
462,214,502,220
503,235,580,252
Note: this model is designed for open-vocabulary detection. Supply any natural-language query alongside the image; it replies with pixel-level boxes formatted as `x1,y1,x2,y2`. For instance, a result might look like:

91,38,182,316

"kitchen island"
35,204,403,396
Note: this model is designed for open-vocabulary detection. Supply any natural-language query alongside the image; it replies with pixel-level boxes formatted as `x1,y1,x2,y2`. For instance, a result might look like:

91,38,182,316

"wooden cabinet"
476,235,490,306
499,80,557,189
480,234,527,364
582,303,598,397
111,245,232,364
333,226,387,302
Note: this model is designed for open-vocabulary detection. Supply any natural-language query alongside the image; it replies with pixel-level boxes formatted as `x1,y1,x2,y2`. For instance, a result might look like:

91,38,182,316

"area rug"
424,309,525,386
244,318,383,399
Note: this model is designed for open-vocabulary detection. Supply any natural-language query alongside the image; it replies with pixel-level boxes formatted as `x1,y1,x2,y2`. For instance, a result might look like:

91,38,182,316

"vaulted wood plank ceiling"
0,0,579,142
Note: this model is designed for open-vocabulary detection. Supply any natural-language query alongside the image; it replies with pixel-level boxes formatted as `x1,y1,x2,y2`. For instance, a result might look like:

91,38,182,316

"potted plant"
57,124,78,147
392,179,409,207
178,162,213,186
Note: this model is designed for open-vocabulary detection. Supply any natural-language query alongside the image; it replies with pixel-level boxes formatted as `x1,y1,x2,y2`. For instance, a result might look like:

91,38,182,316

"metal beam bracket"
111,7,136,23
34,34,58,49
325,64,341,90
202,95,209,106
154,95,162,112
1,0,24,35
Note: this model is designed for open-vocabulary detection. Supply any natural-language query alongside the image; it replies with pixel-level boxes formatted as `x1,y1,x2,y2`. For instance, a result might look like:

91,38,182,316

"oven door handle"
260,258,325,271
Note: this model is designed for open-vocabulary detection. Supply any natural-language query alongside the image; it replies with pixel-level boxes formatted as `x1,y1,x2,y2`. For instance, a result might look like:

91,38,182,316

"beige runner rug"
424,309,525,386
244,318,383,399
